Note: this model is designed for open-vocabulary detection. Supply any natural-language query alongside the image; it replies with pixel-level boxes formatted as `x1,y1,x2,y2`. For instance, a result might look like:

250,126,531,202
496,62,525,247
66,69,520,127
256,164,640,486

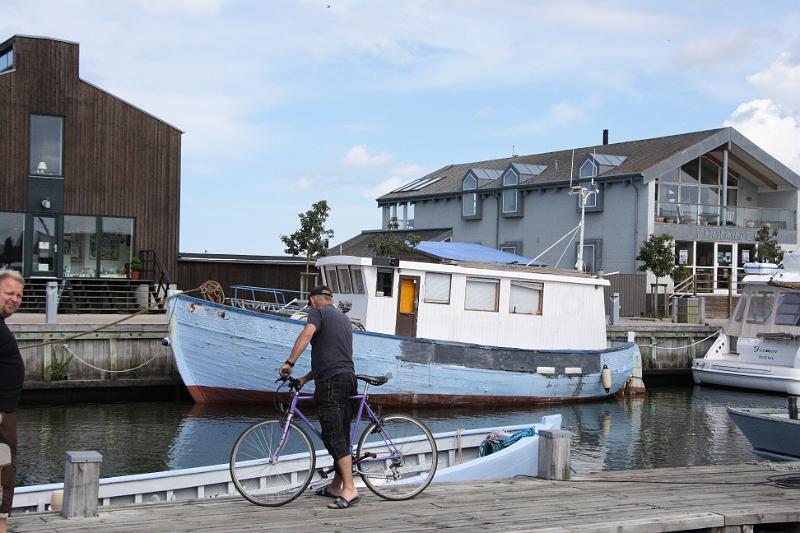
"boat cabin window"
376,269,394,297
509,280,543,315
733,295,747,322
337,266,353,294
324,266,339,293
465,277,499,312
746,290,775,325
350,267,365,294
775,293,800,326
424,272,451,304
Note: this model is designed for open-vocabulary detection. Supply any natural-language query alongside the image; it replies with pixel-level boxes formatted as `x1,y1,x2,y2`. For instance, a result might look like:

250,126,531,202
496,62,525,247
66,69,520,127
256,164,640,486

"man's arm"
279,323,317,379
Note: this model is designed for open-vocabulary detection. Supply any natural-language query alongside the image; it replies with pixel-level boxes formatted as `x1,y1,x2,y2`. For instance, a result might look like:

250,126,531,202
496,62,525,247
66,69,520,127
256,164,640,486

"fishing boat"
692,251,800,394
168,246,643,406
728,403,800,461
13,415,562,513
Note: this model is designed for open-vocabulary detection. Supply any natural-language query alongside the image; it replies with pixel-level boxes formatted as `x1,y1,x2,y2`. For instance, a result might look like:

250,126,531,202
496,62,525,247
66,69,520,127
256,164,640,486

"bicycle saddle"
356,374,389,386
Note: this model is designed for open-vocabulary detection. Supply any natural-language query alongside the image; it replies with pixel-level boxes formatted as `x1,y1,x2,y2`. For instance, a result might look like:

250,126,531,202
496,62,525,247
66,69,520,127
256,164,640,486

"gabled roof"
377,127,800,203
329,228,453,258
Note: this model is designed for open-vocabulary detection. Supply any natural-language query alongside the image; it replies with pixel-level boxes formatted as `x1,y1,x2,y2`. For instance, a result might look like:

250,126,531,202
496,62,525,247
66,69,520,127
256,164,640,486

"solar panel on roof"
390,175,445,193
511,163,547,176
591,154,626,167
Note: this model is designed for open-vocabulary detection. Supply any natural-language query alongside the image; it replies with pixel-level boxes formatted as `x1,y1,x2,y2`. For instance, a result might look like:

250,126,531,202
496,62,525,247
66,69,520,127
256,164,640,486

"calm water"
14,384,788,487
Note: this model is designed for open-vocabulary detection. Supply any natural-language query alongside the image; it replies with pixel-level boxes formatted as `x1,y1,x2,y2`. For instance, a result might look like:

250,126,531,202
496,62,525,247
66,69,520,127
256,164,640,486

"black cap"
308,285,333,297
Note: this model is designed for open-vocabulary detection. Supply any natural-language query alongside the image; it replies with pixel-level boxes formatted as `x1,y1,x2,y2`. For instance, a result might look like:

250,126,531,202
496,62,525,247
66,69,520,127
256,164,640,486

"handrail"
139,250,172,310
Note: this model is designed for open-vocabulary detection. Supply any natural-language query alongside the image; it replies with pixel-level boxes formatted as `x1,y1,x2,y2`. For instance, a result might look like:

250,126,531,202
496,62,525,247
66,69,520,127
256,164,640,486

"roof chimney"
602,129,609,145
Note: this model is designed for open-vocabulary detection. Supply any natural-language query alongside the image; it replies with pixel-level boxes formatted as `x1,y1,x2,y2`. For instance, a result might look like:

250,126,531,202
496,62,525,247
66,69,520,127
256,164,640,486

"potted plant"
130,255,143,280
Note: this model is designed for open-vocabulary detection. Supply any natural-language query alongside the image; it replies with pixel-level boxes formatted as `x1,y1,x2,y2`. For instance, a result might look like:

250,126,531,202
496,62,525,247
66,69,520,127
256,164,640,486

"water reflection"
15,385,787,486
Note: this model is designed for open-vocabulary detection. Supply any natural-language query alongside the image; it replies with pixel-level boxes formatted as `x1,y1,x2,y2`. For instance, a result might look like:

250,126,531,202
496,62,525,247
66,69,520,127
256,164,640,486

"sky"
5,0,800,255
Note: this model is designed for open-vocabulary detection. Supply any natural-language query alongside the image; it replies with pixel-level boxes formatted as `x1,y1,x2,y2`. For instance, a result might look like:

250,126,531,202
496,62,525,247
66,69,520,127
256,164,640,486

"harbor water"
15,383,787,487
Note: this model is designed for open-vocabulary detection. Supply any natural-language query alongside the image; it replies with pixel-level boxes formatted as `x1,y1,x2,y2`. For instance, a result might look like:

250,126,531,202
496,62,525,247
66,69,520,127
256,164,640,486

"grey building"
377,127,800,295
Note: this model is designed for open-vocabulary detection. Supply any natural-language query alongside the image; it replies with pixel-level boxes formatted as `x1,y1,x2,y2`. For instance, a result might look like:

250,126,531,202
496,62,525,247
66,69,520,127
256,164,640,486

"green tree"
636,233,675,317
368,217,421,257
280,200,335,278
754,224,784,264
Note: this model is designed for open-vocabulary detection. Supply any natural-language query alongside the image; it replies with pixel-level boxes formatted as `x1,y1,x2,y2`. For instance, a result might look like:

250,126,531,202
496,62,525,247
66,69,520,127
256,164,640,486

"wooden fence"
604,273,647,317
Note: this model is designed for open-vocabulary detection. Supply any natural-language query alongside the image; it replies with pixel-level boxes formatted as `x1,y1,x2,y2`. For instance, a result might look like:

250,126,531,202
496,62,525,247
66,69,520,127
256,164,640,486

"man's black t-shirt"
0,317,24,412
306,304,354,382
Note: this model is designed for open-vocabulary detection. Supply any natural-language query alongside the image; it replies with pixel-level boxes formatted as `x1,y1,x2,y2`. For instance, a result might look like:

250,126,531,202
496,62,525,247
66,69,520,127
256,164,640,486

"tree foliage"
280,200,334,274
754,224,784,264
636,233,675,279
368,217,421,257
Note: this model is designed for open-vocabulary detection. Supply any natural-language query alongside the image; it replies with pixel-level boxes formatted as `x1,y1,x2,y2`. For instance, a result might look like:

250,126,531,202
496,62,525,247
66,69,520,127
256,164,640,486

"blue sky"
5,1,800,254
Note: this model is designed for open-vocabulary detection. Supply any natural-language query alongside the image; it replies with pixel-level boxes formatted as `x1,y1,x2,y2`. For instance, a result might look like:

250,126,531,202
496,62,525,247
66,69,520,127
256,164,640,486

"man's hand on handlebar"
278,363,292,380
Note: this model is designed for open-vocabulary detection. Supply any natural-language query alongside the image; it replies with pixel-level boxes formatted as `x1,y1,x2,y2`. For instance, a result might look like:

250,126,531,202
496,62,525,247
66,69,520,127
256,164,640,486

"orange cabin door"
395,276,419,337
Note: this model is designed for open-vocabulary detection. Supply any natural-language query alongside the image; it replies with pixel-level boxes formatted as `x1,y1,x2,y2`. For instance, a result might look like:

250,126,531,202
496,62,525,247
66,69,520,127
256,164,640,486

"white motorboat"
693,252,800,394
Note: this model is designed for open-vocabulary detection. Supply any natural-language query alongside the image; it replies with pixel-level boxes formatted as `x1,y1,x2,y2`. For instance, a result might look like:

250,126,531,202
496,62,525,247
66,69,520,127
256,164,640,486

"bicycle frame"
274,386,402,469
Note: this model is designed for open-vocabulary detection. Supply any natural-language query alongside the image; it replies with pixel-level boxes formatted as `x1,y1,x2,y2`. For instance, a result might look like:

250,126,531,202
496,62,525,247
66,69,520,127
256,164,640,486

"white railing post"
62,451,102,519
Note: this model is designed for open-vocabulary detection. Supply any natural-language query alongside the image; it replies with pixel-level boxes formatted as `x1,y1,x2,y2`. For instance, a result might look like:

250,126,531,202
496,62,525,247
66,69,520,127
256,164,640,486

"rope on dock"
636,329,720,350
17,286,206,351
60,343,166,374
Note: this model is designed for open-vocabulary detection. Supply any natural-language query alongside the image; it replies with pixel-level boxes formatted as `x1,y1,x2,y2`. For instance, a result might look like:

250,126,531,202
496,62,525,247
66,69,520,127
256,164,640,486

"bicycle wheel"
356,414,438,500
229,420,315,506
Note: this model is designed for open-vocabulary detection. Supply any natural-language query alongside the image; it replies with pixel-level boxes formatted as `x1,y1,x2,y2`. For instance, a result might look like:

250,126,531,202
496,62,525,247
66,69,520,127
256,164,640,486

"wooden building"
0,35,181,285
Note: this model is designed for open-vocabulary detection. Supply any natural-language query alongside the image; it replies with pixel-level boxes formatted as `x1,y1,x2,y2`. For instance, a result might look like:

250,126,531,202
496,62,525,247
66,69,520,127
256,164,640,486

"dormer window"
501,168,523,216
0,47,12,73
462,174,478,218
579,159,597,178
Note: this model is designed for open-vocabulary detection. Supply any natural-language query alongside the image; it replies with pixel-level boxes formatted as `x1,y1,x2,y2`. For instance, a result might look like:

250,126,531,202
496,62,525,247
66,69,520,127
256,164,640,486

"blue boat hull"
169,295,641,406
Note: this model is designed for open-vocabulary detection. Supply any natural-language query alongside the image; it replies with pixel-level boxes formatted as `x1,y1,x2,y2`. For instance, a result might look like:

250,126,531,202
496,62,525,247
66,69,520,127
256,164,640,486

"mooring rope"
635,329,721,350
60,343,166,374
16,284,212,351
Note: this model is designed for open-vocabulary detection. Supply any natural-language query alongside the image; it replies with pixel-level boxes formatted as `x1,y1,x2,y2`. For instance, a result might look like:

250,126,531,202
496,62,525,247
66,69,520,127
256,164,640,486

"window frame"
29,114,65,178
746,290,775,325
462,174,482,220
0,47,13,73
464,276,500,312
575,239,602,273
423,272,451,304
509,280,544,315
579,159,597,178
376,268,394,297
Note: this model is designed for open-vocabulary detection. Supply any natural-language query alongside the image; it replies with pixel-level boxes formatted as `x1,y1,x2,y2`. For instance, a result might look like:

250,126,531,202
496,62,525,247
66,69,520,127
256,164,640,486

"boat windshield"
775,293,800,326
746,290,775,325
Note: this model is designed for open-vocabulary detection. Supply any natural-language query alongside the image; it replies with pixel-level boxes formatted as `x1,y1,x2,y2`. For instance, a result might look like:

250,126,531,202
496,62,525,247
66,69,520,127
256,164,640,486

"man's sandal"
314,485,337,498
327,496,360,509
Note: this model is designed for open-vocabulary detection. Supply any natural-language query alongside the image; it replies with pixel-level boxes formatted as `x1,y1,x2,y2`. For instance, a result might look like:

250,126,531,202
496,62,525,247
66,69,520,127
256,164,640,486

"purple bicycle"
229,374,438,506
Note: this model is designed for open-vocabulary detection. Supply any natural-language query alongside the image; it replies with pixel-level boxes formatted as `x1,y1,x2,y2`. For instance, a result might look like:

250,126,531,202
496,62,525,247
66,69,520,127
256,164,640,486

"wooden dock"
10,463,800,532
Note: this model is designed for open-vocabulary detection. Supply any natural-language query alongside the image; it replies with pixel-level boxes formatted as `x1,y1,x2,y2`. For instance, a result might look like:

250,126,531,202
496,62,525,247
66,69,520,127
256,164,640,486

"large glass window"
99,217,133,278
29,115,64,177
462,175,478,217
502,189,517,213
64,216,97,277
509,280,542,315
324,266,339,293
424,272,451,304
465,277,499,312
0,48,13,73
350,266,365,294
0,212,24,272
336,266,352,294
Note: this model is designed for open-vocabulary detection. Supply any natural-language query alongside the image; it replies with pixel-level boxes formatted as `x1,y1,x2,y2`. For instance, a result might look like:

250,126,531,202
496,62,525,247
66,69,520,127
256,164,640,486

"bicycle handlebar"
275,377,302,392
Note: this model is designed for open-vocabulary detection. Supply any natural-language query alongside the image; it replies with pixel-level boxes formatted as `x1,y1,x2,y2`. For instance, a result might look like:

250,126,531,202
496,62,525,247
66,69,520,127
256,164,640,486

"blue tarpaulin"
415,241,545,266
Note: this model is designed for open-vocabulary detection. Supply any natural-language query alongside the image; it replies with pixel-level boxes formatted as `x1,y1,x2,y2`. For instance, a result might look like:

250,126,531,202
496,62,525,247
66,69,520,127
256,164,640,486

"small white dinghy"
14,414,562,513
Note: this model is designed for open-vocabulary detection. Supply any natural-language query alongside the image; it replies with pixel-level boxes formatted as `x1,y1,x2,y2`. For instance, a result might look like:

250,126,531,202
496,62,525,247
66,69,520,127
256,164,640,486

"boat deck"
11,463,800,532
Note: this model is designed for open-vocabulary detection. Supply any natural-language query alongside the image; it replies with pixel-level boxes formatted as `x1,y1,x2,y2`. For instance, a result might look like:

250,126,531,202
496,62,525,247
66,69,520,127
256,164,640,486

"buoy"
601,364,612,393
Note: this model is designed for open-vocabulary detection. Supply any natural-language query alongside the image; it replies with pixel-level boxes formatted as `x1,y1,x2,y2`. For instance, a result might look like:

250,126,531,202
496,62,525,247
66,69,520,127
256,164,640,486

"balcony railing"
655,202,796,231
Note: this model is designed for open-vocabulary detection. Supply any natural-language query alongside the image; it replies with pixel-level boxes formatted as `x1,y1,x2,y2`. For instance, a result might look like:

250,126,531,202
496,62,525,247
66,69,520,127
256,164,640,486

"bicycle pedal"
317,468,329,479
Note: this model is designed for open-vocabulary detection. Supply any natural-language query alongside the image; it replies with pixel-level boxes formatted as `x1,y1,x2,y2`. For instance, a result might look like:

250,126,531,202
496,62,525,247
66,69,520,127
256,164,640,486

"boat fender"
161,337,171,347
601,364,612,393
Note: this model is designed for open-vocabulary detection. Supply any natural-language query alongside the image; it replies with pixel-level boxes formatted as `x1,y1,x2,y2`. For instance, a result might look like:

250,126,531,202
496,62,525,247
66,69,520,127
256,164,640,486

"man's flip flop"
314,485,336,498
327,496,360,509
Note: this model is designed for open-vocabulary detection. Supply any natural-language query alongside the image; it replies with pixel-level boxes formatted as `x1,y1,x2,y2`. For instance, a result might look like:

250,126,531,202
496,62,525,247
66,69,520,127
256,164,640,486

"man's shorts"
314,373,357,462
0,411,17,518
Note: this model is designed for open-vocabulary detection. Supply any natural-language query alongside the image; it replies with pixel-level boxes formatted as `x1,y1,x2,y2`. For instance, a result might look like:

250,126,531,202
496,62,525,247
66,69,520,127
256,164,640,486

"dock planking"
9,463,800,532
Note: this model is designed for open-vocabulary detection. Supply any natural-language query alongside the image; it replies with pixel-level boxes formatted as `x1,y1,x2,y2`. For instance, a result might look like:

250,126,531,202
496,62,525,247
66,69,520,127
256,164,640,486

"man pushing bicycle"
279,285,360,510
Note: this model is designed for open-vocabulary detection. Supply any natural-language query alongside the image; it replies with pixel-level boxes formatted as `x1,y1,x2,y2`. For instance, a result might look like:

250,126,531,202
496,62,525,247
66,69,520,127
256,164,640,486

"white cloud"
725,99,800,173
499,100,587,137
361,163,428,199
477,105,493,118
344,144,393,168
295,177,313,190
746,53,800,113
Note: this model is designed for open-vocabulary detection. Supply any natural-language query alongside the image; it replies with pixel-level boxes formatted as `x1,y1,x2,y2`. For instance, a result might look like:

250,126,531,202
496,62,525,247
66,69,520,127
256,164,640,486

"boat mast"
571,179,597,272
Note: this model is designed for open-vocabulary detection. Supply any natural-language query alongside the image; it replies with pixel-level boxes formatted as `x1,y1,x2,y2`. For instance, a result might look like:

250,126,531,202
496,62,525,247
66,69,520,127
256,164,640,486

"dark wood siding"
175,261,314,294
0,36,181,278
